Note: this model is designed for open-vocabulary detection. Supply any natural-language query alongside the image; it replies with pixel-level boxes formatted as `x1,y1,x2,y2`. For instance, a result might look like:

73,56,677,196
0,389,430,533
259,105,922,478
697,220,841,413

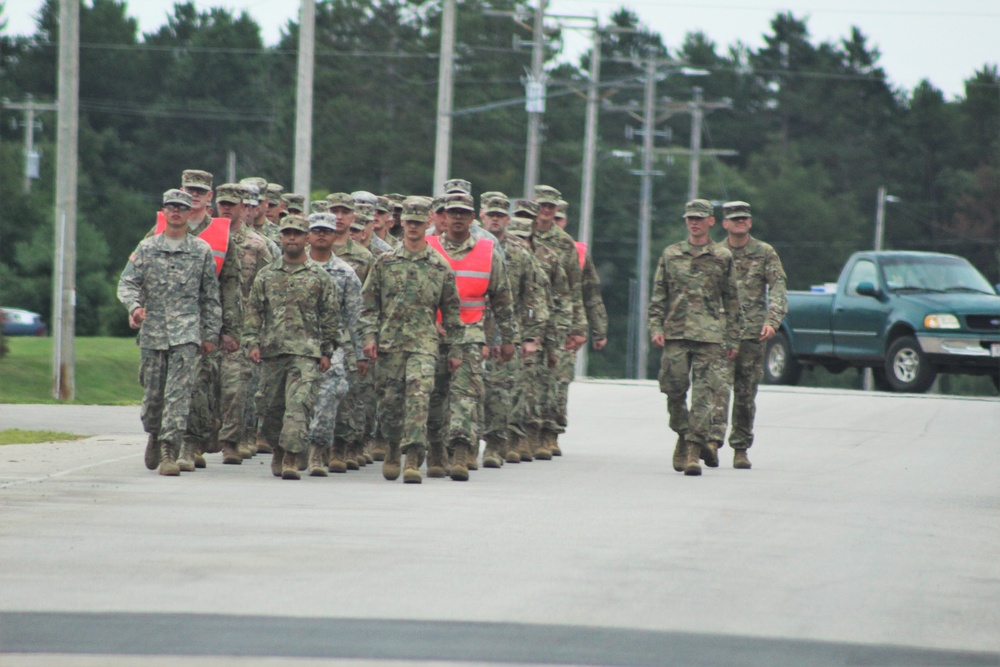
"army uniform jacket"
498,235,547,343
647,240,743,348
437,234,519,346
233,223,274,300
359,244,463,357
314,253,365,361
527,236,574,346
580,250,609,340
724,236,788,338
332,237,375,284
532,224,586,337
117,233,222,350
243,259,341,360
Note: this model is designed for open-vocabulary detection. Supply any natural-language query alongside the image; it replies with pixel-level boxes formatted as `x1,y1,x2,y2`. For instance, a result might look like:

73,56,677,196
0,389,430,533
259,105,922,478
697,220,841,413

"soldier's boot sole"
329,459,348,473
144,435,160,471
701,441,720,468
734,450,752,469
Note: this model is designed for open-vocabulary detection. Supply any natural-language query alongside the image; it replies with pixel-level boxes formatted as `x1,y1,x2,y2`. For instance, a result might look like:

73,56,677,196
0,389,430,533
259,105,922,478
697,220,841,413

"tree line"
1,0,998,378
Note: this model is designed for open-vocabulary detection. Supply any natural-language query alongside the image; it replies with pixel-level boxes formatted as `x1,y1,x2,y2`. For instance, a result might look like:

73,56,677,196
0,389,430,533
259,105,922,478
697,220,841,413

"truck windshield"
882,255,995,295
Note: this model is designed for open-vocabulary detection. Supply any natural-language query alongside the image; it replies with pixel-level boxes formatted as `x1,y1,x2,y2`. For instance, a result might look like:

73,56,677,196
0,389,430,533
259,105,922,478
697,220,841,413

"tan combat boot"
328,440,348,473
482,436,504,468
244,435,258,456
220,440,242,465
533,428,553,461
734,449,752,469
549,432,562,456
701,441,720,468
158,441,180,476
144,434,160,470
346,441,361,471
427,441,448,478
176,440,197,472
363,439,375,464
672,435,686,472
192,440,206,468
449,443,470,482
307,444,328,477
684,440,702,476
236,440,253,460
255,432,273,455
517,431,534,462
270,444,284,477
204,429,222,454
505,434,522,464
382,442,401,481
467,440,480,471
281,450,301,480
371,438,387,462
403,448,422,484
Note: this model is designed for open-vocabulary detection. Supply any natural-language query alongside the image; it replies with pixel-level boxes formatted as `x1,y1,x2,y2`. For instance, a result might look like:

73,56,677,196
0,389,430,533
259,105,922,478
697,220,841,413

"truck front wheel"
884,336,937,393
763,332,802,385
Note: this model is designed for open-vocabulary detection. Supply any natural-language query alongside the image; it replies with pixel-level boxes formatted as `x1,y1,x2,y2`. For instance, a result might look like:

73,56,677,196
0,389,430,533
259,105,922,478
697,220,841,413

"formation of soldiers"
118,170,609,482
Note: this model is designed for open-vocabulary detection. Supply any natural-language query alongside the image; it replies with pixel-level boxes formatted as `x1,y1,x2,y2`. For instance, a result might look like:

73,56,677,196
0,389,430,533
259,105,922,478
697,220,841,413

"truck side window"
846,260,877,296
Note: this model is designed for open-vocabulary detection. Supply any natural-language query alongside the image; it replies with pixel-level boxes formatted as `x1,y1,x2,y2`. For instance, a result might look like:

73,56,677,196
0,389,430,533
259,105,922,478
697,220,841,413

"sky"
3,0,998,100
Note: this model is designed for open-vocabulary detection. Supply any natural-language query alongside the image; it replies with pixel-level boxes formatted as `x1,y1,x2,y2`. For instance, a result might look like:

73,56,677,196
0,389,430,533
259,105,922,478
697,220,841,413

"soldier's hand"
201,340,216,354
566,334,587,351
500,344,515,362
548,353,558,368
726,347,740,361
651,333,665,348
448,357,463,373
363,343,378,360
435,322,447,337
485,345,495,360
522,340,537,357
357,360,369,377
249,348,261,363
319,356,331,373
592,336,607,351
221,334,238,353
129,307,146,329
759,325,776,342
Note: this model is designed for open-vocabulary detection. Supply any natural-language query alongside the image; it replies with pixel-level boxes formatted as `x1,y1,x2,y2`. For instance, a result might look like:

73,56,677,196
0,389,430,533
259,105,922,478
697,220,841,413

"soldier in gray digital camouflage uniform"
306,212,365,476
715,201,787,469
118,189,222,476
647,199,743,476
244,215,342,480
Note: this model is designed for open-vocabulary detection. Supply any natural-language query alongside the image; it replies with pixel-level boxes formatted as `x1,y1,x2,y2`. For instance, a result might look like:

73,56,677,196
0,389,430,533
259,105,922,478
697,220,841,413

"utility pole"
3,95,58,193
433,0,456,194
52,0,79,401
293,0,315,204
522,0,547,197
684,87,734,199
634,56,658,380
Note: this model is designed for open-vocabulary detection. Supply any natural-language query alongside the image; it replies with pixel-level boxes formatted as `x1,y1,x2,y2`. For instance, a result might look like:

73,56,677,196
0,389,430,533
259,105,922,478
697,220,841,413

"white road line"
0,452,139,490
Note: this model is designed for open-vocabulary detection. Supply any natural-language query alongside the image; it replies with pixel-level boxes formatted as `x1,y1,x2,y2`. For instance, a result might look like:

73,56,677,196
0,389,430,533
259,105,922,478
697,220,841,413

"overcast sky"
4,0,998,100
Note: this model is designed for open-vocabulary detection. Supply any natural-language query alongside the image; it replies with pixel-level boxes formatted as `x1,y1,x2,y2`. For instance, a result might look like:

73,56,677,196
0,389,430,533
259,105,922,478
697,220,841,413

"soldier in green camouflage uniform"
282,193,306,216
480,192,547,467
325,193,375,471
715,201,788,469
352,191,393,256
382,193,406,242
240,177,281,260
306,213,365,476
244,215,341,480
262,184,285,238
530,186,587,458
647,199,743,476
360,197,463,484
374,195,401,249
118,189,222,476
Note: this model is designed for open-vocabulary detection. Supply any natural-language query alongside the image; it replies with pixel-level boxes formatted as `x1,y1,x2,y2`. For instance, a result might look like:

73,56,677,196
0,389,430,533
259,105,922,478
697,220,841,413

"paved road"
1,381,998,666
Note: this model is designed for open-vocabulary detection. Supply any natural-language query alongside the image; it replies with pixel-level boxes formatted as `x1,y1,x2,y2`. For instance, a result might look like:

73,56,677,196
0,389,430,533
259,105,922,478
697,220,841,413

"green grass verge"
0,429,87,445
0,337,143,405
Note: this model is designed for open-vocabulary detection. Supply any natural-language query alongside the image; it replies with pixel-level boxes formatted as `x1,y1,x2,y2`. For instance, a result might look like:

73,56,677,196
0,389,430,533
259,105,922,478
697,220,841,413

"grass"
0,429,87,446
0,337,143,404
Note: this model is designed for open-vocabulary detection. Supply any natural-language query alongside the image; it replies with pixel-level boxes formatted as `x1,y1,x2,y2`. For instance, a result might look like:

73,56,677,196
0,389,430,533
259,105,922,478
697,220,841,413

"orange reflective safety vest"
426,235,494,324
574,241,588,269
155,212,231,276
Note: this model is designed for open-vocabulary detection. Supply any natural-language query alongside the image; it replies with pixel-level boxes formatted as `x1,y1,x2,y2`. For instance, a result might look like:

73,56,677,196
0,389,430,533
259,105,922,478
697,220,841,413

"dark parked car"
1,308,47,336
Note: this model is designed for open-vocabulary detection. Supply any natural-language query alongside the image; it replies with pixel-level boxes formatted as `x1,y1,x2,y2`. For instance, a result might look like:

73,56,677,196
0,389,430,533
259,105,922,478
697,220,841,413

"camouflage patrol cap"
326,192,356,211
507,217,533,238
240,177,267,193
401,196,432,223
308,212,337,231
265,183,284,204
181,169,213,190
311,200,330,213
282,193,305,213
215,183,247,205
683,199,714,218
443,192,475,212
533,184,562,205
280,214,310,233
383,193,406,211
162,189,193,207
481,193,510,215
513,199,540,218
349,219,367,232
723,200,752,219
443,178,472,195
375,196,391,213
354,202,375,223
242,184,261,205
555,199,569,218
351,190,378,207
430,196,446,212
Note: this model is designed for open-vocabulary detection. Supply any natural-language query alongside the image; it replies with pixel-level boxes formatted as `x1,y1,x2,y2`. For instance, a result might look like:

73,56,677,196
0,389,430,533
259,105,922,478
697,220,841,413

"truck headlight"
924,314,961,329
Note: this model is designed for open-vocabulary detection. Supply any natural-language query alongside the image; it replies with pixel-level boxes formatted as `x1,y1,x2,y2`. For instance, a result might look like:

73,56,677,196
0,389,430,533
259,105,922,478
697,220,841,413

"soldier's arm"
342,272,365,360
551,262,573,339
439,268,464,355
765,247,789,329
199,247,222,343
218,249,243,342
722,256,744,348
581,253,608,340
242,273,265,352
319,274,341,358
116,247,145,315
487,249,518,346
358,262,382,349
563,246,587,337
521,256,547,342
647,255,668,339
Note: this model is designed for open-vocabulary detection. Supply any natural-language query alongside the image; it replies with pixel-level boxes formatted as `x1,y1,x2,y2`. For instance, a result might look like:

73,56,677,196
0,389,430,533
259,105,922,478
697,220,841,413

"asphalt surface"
1,381,999,666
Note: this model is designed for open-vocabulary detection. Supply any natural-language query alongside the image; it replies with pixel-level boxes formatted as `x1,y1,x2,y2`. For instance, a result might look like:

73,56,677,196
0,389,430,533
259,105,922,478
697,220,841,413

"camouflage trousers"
139,344,199,447
334,354,365,447
429,343,484,450
713,339,764,449
255,354,323,454
243,360,260,441
217,347,252,445
483,349,519,441
532,343,568,433
514,352,542,435
375,350,437,454
657,340,730,446
550,346,576,433
309,349,349,447
185,348,220,444
358,356,378,441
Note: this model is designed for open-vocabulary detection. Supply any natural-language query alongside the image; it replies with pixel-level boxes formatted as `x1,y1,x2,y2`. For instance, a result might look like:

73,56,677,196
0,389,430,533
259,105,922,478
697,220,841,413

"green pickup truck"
763,251,1000,392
